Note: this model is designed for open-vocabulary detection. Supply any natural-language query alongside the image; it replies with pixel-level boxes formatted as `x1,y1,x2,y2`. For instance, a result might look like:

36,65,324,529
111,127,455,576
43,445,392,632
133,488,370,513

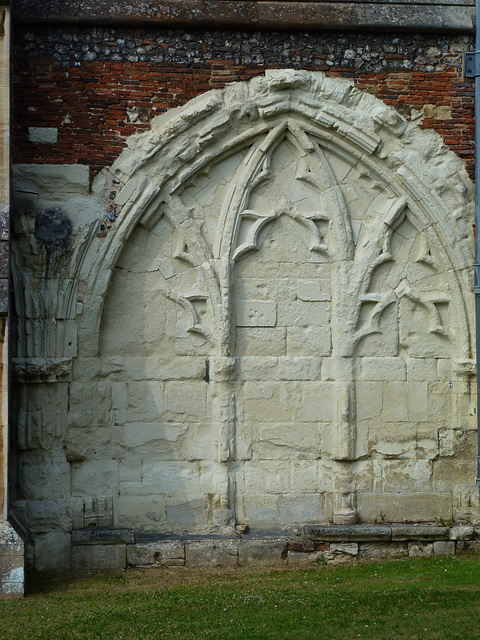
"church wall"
8,11,479,572
12,29,475,179
0,3,24,597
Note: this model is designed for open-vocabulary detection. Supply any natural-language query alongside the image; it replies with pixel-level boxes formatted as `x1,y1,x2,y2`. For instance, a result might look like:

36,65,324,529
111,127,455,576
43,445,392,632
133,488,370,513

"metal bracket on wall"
464,52,480,78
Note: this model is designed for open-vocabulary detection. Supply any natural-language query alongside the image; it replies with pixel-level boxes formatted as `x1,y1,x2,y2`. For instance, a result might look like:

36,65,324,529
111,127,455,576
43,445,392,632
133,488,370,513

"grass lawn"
1,554,480,639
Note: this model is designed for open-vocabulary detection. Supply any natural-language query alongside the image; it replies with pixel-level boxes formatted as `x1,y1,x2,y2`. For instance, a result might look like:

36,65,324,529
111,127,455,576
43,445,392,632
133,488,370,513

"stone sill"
69,524,479,572
12,0,475,33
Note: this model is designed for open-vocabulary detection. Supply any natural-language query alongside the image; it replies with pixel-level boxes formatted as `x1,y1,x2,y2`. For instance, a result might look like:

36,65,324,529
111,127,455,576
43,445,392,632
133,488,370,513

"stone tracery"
11,70,476,564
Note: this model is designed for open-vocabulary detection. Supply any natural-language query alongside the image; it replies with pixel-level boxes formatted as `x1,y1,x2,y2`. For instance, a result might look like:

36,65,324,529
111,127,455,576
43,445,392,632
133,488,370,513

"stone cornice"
12,0,475,33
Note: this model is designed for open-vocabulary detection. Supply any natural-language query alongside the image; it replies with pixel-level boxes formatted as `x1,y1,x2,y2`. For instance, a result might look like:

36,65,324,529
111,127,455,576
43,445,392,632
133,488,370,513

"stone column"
0,4,24,598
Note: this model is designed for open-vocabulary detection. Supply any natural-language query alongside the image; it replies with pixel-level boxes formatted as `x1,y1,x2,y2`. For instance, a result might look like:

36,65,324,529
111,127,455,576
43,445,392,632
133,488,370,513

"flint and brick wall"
12,29,475,179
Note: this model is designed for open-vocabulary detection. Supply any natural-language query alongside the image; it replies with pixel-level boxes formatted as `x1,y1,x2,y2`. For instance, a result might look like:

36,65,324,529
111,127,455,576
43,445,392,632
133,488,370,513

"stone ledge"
60,525,480,573
303,524,451,542
12,0,474,33
304,524,392,541
72,527,135,546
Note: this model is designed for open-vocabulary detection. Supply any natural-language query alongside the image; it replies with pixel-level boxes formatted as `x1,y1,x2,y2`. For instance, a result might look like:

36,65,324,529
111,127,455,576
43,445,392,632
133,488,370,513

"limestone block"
19,448,70,500
382,460,432,493
357,493,402,524
406,358,438,382
287,326,332,357
119,461,142,484
437,359,452,380
407,382,428,422
277,494,325,524
235,300,276,327
236,357,279,381
66,426,113,462
35,531,71,571
297,280,331,302
26,500,72,534
72,545,126,572
329,543,358,556
408,543,433,558
72,528,134,546
254,423,321,460
288,551,319,565
125,381,164,422
382,383,408,421
127,541,185,567
428,382,453,423
241,494,279,525
390,526,448,541
166,499,207,527
240,381,300,423
128,461,202,497
322,357,355,380
277,300,330,328
400,493,453,523
14,164,90,197
449,526,474,541
290,460,321,492
72,461,119,497
117,495,167,528
277,357,321,381
361,358,407,382
238,540,287,566
433,541,455,556
304,524,391,542
121,422,189,452
244,460,291,494
355,382,382,420
68,382,112,428
456,540,480,553
371,423,417,458
164,381,207,422
359,542,408,561
185,541,238,567
301,382,335,421
236,327,287,356
27,128,58,144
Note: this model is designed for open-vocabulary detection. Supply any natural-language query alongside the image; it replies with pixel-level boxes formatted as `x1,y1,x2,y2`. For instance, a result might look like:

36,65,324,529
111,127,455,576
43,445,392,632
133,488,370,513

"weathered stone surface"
11,0,475,33
127,541,185,567
304,525,391,542
27,127,58,145
448,526,474,541
185,541,238,567
238,540,287,566
72,527,134,546
391,526,449,541
433,540,455,555
72,544,126,571
0,522,24,598
13,164,90,197
329,543,358,556
359,542,408,561
408,542,434,557
35,531,71,571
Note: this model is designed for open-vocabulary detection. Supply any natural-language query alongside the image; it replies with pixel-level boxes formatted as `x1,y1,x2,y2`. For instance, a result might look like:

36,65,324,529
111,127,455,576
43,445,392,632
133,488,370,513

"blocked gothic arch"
29,67,474,531
77,69,473,363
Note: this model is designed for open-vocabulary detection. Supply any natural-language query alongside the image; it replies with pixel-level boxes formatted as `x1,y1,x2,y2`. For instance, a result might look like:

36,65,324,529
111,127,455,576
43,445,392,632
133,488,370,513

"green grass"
1,554,480,639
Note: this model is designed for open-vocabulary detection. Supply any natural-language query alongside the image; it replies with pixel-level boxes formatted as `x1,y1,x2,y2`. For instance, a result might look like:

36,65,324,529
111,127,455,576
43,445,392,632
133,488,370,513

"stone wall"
12,29,475,178
8,7,479,574
0,3,24,598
